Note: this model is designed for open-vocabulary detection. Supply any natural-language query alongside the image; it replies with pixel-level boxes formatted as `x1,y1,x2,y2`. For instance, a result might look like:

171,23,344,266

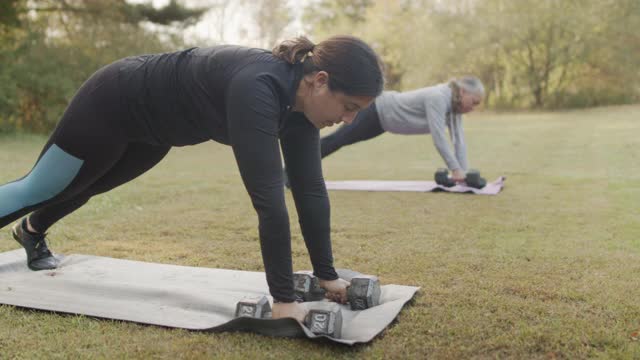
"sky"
128,0,310,47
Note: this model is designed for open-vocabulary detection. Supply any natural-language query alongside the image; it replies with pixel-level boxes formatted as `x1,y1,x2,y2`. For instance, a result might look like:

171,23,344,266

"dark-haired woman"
0,36,385,321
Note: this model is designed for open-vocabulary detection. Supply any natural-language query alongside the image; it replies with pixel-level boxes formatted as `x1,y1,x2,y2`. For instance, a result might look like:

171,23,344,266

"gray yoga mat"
0,249,419,345
325,176,506,195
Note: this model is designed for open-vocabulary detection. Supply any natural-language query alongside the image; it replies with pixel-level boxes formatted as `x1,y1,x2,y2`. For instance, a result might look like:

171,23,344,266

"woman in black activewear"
0,36,384,321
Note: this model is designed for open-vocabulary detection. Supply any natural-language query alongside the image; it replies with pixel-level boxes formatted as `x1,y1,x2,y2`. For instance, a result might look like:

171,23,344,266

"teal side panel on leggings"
0,144,84,217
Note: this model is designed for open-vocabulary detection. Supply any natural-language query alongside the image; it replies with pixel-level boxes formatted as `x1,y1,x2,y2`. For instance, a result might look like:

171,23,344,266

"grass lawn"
1,105,639,359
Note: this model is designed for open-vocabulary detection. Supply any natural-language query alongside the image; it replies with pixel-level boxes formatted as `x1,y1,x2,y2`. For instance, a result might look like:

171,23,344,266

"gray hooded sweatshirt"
374,83,468,171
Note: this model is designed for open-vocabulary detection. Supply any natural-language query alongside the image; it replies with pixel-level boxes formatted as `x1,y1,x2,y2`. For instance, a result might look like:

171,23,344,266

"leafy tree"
248,0,292,48
303,0,639,109
0,0,205,133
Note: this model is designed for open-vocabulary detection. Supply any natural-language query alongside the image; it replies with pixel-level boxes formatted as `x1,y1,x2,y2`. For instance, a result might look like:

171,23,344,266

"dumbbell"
234,296,343,338
434,168,456,187
304,302,343,338
465,169,486,189
294,271,382,310
293,271,326,302
347,274,381,310
434,168,487,189
235,295,272,319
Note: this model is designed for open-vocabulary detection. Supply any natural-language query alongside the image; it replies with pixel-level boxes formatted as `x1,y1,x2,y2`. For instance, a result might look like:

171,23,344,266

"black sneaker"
11,219,59,271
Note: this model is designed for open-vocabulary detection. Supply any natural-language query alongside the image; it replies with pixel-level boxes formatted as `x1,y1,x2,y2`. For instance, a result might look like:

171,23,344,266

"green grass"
1,105,640,359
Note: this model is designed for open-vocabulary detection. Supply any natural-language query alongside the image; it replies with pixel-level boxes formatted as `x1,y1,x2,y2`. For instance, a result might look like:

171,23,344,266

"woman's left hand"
451,169,466,183
318,278,350,304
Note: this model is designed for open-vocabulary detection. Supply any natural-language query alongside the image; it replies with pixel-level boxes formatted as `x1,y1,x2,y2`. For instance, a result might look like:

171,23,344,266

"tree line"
1,0,638,133
304,0,640,110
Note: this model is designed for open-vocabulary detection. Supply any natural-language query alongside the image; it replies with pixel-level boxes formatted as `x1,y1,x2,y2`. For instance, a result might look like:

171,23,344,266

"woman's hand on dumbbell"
272,301,308,322
318,278,350,304
451,169,466,183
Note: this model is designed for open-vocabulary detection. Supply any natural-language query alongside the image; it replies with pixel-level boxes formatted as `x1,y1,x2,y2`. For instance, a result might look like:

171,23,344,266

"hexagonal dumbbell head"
234,295,272,319
434,168,455,187
293,271,326,302
347,275,381,310
304,302,343,338
465,169,486,189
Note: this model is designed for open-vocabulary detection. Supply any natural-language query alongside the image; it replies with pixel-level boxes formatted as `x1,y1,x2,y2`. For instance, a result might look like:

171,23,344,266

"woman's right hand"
272,301,307,322
318,278,350,304
451,169,466,183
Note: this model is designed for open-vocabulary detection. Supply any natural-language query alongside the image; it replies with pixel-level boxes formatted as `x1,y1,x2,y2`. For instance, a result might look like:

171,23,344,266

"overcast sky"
129,0,309,47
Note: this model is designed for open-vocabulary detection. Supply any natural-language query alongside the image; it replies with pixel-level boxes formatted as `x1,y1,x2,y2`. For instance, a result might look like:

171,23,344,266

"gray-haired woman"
317,76,485,182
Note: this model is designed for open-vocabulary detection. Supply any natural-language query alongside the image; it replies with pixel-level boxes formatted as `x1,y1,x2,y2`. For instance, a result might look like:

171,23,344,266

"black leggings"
0,61,170,233
320,103,385,158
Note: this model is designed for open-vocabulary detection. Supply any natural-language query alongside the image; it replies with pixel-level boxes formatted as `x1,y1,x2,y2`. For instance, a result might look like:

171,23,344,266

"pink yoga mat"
325,177,506,195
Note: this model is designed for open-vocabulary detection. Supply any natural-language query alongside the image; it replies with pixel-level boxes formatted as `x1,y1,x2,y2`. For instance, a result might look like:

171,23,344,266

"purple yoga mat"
325,177,506,195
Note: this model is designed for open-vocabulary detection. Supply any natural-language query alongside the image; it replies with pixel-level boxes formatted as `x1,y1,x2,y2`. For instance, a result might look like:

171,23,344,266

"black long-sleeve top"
117,46,339,302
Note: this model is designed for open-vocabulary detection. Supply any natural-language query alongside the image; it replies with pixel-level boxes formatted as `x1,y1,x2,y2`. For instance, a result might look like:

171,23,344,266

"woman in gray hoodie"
319,76,484,182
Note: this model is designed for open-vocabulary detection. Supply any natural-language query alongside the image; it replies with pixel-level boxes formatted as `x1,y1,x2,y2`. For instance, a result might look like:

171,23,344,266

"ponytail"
272,36,315,64
451,76,485,98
